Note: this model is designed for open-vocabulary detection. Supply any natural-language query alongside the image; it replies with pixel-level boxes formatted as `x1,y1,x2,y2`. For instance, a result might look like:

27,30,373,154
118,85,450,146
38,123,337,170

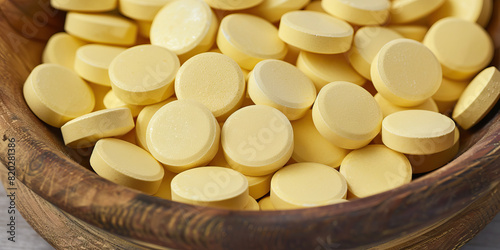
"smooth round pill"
248,59,316,120
175,53,245,120
270,162,347,209
119,0,171,21
88,83,110,112
109,45,179,106
371,38,442,107
222,105,293,176
339,145,412,199
65,12,137,46
297,51,365,91
348,26,403,80
75,44,126,87
312,81,382,150
217,13,288,70
61,108,135,148
243,196,260,211
147,100,220,173
150,0,218,61
305,1,326,13
423,17,494,81
453,67,500,130
322,0,390,26
279,10,354,54
23,64,95,128
246,174,273,200
387,25,428,42
390,0,445,24
135,98,177,151
42,32,86,70
103,90,143,117
51,0,117,12
153,169,177,200
246,0,310,23
171,166,249,209
258,196,276,211
374,94,439,118
382,110,456,155
433,77,469,113
292,110,350,169
90,138,164,195
428,0,493,27
204,0,264,10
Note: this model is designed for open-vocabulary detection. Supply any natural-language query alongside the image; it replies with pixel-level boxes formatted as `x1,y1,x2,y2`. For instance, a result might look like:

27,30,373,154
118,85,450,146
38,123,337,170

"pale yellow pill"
246,0,310,23
61,108,134,148
433,77,469,113
103,90,143,118
453,67,500,130
258,196,276,210
270,162,347,209
65,12,137,46
279,10,354,54
312,81,382,150
423,17,494,81
390,0,445,24
222,105,294,176
147,100,220,173
243,196,260,211
150,0,218,61
204,0,264,10
135,97,177,151
371,38,442,107
348,26,403,80
23,64,94,128
88,83,110,112
74,44,126,87
339,145,412,199
109,45,179,106
428,0,493,27
217,13,288,71
119,0,171,21
382,110,456,155
387,25,428,42
90,138,164,195
153,169,177,200
297,51,365,91
374,94,439,118
175,53,245,120
305,1,326,13
248,59,316,120
117,129,137,145
171,166,249,209
246,174,273,200
407,127,459,174
51,0,117,12
322,0,390,26
42,33,86,70
292,110,350,168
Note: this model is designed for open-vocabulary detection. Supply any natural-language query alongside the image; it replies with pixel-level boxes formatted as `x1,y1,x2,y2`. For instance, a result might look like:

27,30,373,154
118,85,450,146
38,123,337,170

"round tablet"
135,97,177,151
428,0,493,27
432,77,468,103
423,17,494,81
348,26,403,80
382,110,456,155
322,0,390,26
88,83,110,112
387,25,428,42
371,38,442,107
243,196,260,211
65,12,137,46
297,51,365,91
61,108,135,148
217,13,288,70
453,67,500,130
23,64,95,128
312,81,382,150
51,0,117,12
246,0,310,23
42,32,86,70
222,105,293,176
390,0,445,24
278,10,354,54
75,44,126,87
171,166,249,209
270,162,347,209
147,100,220,173
103,90,143,118
150,0,218,60
339,145,412,198
305,1,326,13
246,173,273,200
119,0,171,21
258,196,276,210
292,110,350,169
204,0,263,10
90,138,164,195
374,94,438,118
109,45,179,106
248,59,316,120
175,53,245,120
153,169,177,200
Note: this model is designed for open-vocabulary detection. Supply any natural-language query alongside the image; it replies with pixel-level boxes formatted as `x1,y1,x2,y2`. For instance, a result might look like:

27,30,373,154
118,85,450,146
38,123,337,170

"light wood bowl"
0,1,499,249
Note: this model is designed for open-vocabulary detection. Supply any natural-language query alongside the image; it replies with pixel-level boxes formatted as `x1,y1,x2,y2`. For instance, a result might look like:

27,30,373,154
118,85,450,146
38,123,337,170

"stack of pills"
23,0,499,210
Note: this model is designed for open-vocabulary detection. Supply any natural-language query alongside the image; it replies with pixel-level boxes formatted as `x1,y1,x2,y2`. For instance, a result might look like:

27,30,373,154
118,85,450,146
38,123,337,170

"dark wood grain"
0,1,499,249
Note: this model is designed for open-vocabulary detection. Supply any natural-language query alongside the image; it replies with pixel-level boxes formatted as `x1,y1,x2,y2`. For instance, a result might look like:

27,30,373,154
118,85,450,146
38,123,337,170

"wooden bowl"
0,1,499,249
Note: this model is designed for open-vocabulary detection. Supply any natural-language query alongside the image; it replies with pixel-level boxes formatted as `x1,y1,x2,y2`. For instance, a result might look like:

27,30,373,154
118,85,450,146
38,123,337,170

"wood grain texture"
0,0,499,249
